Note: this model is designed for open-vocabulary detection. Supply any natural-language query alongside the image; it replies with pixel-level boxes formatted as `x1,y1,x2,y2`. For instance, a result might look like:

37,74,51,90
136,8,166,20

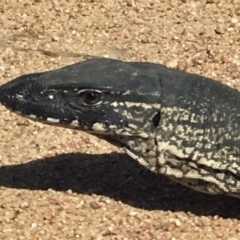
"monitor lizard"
0,58,240,198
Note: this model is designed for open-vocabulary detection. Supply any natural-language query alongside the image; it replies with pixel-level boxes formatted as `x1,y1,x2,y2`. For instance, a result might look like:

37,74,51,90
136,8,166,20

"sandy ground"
0,0,240,239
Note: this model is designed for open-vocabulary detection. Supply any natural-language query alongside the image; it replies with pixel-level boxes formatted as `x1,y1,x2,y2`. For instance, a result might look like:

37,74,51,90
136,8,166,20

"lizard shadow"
0,152,239,219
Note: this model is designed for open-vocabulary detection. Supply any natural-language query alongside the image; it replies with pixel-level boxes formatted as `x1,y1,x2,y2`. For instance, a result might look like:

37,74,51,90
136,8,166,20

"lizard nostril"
15,89,30,100
15,93,25,100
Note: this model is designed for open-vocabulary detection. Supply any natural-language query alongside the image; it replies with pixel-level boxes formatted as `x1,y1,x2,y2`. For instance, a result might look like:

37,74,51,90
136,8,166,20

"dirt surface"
0,0,240,239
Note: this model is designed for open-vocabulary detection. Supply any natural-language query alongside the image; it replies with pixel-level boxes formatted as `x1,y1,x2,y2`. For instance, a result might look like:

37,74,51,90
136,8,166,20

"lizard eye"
79,90,102,106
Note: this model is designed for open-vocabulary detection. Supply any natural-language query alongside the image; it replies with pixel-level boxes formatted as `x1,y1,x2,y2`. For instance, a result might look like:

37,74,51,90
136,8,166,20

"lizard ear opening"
152,110,160,127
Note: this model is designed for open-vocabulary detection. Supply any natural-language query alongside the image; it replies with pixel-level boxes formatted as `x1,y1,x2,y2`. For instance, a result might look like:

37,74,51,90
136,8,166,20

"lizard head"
0,58,161,139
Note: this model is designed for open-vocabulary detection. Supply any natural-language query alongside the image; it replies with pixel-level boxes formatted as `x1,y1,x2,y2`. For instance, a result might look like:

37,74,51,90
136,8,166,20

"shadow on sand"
0,152,239,218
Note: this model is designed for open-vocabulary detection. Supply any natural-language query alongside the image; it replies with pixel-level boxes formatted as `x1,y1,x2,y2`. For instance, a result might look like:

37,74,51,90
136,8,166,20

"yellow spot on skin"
46,117,60,123
128,123,138,129
29,114,37,119
122,110,133,119
185,147,194,155
92,123,106,131
110,102,118,107
122,90,132,95
70,120,79,127
112,101,160,110
125,102,152,109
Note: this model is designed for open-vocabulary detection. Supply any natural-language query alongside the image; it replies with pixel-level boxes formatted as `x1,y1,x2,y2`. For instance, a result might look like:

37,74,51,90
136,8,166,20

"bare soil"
0,0,240,239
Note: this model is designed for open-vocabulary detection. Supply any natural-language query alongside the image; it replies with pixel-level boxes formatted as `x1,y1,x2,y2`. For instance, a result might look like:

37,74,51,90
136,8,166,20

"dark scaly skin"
1,58,240,198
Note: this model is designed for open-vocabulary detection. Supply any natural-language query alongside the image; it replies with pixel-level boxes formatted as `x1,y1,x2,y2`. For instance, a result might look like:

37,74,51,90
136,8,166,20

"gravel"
0,0,240,239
